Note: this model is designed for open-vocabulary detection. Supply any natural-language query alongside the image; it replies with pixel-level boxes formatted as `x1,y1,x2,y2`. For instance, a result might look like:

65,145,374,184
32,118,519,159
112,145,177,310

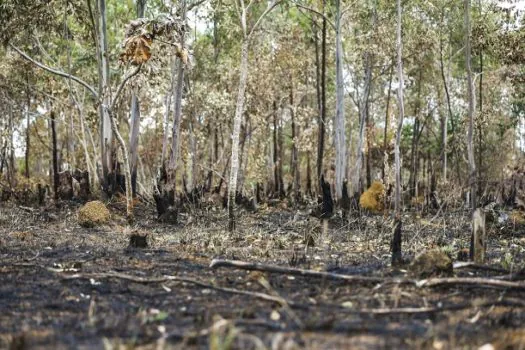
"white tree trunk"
353,53,372,196
168,59,185,173
129,93,140,193
465,0,477,210
228,39,249,231
128,0,146,194
334,0,346,201
97,0,112,189
395,0,405,215
161,59,176,167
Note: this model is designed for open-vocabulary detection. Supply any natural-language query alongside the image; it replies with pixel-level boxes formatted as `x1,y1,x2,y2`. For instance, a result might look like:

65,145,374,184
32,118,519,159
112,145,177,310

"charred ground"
1,200,525,349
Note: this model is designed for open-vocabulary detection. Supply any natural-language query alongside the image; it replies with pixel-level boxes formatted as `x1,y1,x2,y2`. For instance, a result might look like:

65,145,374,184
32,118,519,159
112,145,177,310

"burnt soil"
1,200,525,349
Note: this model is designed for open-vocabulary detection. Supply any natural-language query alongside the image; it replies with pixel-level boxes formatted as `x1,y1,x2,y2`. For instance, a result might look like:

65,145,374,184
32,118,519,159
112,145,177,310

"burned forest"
1,0,525,349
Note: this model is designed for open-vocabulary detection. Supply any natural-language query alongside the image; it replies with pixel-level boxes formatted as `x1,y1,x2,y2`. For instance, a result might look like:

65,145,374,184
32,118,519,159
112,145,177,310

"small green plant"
209,317,239,350
502,252,514,271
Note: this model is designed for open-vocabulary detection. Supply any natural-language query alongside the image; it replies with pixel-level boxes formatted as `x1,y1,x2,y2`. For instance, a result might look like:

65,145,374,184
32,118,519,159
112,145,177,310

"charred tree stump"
341,180,350,219
58,170,74,200
73,169,91,200
320,175,334,240
37,184,47,205
129,233,148,248
154,165,177,224
470,208,486,263
391,219,403,266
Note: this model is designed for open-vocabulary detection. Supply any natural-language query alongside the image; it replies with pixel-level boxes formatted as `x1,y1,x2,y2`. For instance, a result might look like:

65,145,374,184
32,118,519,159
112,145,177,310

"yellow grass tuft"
78,200,110,227
359,181,385,212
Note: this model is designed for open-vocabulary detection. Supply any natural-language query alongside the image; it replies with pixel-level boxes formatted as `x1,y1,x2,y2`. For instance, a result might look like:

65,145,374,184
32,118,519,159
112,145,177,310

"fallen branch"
453,261,510,274
51,271,525,317
61,271,295,307
331,299,525,315
18,205,36,213
417,277,525,289
210,259,393,284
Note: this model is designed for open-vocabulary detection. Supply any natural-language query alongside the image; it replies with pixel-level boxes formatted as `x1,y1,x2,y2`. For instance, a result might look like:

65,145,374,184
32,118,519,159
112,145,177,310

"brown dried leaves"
120,35,153,65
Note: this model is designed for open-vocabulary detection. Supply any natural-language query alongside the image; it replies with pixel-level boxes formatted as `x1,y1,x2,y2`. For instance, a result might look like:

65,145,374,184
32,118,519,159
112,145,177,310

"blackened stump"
391,219,403,265
129,233,148,248
320,175,333,219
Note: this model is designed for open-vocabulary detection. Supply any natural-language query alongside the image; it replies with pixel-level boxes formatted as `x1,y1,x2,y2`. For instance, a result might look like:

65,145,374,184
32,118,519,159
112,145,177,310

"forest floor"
1,199,525,349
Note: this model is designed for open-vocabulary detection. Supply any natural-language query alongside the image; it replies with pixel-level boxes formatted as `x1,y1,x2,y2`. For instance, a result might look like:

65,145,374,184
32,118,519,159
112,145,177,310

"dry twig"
210,259,391,284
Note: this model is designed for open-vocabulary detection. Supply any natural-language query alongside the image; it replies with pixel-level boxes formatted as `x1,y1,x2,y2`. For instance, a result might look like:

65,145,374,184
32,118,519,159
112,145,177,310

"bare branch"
290,1,336,30
248,0,284,38
10,44,99,99
109,65,142,112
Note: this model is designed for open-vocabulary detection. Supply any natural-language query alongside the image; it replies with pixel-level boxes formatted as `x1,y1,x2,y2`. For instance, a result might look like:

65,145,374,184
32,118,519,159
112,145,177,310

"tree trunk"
439,33,451,183
290,82,300,203
25,89,30,179
477,49,483,188
394,0,405,215
129,93,140,195
51,111,59,201
108,108,134,222
96,0,113,195
129,0,146,196
168,63,185,176
317,0,327,187
228,39,249,231
465,0,477,210
382,64,393,184
272,101,279,196
161,58,176,167
354,52,372,196
306,151,312,197
8,112,16,187
334,0,346,202
409,70,422,199
168,0,186,186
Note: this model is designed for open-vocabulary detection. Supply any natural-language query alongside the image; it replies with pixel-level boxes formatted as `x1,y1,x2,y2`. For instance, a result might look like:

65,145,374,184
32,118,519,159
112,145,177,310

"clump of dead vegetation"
409,249,453,278
77,200,110,227
359,180,385,212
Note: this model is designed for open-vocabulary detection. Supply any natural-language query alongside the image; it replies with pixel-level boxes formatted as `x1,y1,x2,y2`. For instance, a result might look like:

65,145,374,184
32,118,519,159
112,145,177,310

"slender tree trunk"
239,117,252,194
129,0,146,196
317,0,327,186
314,23,322,185
334,0,346,201
354,52,372,196
51,111,59,201
439,39,452,183
395,0,405,215
278,107,284,197
108,108,134,222
273,101,280,196
306,151,312,196
7,112,16,187
25,88,30,179
382,64,393,184
95,0,114,194
227,0,279,230
228,39,249,231
161,59,175,167
465,0,477,210
477,50,483,186
290,81,300,202
409,70,422,198
168,1,186,186
78,109,95,191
